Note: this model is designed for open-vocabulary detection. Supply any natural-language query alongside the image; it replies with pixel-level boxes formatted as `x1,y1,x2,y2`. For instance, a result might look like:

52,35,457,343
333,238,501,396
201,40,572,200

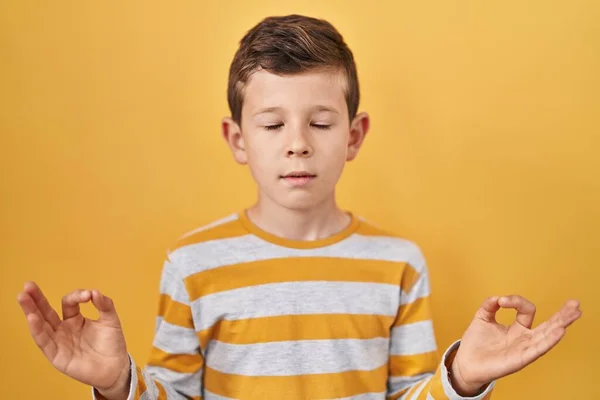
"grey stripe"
157,259,191,307
205,390,238,400
406,376,431,400
389,320,437,355
205,338,389,376
139,392,151,400
192,281,399,331
388,373,433,394
399,269,430,305
168,233,425,290
331,392,386,400
139,368,159,399
153,317,199,355
177,213,239,240
145,365,202,398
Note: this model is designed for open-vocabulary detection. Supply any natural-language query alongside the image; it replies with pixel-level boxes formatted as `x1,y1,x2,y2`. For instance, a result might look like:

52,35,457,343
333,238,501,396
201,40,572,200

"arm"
386,253,495,400
93,255,204,400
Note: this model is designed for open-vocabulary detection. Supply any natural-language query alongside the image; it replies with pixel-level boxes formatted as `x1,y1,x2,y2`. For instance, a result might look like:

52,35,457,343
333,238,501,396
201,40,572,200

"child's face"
222,68,369,210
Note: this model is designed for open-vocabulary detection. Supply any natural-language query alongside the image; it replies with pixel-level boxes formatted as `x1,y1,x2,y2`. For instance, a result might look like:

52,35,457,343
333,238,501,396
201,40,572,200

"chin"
274,192,328,211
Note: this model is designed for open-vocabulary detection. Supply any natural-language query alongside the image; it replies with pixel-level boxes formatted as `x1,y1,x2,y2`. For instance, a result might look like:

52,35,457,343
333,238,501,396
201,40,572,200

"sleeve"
386,247,496,400
92,254,204,400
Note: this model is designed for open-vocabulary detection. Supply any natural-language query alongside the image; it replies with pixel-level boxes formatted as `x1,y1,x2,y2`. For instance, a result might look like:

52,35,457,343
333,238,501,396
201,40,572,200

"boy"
17,14,581,400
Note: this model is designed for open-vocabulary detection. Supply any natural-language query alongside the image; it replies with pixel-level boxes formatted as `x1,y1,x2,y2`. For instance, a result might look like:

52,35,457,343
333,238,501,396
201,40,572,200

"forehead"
241,68,347,114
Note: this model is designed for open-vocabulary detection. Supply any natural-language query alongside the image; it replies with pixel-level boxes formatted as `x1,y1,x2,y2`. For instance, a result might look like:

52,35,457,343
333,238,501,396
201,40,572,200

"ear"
346,111,370,161
221,117,247,164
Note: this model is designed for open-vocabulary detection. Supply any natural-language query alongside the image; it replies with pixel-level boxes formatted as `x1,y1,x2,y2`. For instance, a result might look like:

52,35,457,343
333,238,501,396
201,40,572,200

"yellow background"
1,1,598,398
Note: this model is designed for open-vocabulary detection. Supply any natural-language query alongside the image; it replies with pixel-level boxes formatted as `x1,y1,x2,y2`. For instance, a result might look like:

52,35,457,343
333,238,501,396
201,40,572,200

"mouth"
280,171,317,187
281,171,317,178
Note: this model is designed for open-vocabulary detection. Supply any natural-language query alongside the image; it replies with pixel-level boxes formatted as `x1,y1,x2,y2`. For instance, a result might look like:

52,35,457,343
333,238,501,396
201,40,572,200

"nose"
286,129,314,158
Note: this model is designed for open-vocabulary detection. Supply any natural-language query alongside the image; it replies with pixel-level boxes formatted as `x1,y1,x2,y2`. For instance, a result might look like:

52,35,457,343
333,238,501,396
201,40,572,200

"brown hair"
227,14,360,125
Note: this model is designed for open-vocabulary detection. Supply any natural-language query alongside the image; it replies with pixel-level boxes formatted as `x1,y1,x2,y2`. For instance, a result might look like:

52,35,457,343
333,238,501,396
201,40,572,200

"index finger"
499,295,536,329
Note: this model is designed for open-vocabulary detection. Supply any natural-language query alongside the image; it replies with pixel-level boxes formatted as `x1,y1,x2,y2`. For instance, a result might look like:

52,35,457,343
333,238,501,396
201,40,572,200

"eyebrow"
252,105,339,117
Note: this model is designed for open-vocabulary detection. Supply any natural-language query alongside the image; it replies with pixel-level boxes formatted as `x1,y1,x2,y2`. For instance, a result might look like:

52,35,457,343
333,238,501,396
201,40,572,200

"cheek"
320,135,348,165
246,140,278,178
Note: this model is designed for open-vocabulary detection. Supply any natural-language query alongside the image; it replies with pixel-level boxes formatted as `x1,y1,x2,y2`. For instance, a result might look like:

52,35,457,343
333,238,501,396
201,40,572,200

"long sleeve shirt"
93,210,495,399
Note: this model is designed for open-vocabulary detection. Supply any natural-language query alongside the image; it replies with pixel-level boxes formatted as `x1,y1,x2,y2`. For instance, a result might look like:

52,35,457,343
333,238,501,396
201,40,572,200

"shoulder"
353,214,428,273
165,212,247,260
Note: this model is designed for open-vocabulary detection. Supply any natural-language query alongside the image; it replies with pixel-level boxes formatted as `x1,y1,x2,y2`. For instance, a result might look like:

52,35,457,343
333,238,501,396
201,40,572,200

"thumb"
91,289,121,327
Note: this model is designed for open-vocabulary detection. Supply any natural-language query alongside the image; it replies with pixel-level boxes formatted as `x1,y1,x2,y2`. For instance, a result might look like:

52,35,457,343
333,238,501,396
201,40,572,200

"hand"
449,295,582,396
17,281,131,398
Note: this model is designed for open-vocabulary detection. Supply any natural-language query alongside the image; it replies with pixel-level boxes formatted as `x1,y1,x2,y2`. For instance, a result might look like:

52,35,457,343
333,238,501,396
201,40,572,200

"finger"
522,325,566,365
25,310,58,362
91,289,121,327
558,300,582,328
17,291,56,338
539,300,582,332
499,295,536,329
61,289,91,320
523,299,582,364
476,296,501,322
23,281,62,330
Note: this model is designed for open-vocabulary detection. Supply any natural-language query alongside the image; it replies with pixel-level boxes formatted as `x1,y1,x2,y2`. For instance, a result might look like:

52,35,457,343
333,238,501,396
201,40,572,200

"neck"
245,191,351,241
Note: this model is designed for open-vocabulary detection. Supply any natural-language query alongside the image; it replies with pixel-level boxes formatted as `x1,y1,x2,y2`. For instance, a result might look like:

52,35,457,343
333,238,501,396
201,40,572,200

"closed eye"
264,123,331,131
264,124,284,131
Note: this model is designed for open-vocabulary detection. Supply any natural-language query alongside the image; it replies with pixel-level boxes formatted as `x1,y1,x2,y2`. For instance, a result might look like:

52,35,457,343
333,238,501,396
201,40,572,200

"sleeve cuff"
440,340,495,400
91,354,138,400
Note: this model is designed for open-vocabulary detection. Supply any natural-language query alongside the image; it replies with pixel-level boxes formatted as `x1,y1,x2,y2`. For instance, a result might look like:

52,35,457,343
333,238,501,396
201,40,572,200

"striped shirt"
95,211,495,400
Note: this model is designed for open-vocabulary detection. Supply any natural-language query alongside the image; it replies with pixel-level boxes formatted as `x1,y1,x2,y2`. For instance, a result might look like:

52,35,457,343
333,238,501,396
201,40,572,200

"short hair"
227,14,360,125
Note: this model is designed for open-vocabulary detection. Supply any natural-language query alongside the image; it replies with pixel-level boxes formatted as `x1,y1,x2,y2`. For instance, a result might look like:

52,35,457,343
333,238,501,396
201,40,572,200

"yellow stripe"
389,351,440,377
387,387,410,400
197,313,395,348
147,346,204,374
135,367,147,400
185,257,405,300
425,367,446,399
204,364,388,399
356,222,398,237
400,263,420,294
393,296,433,326
406,380,426,399
156,381,167,399
157,293,194,329
169,219,247,253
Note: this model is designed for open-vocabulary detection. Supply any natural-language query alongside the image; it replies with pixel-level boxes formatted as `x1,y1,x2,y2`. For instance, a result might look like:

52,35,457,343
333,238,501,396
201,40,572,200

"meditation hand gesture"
449,295,582,396
17,281,131,399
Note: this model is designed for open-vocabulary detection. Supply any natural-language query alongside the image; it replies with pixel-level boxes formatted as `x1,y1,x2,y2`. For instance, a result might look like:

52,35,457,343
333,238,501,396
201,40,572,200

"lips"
280,171,316,187
281,171,316,178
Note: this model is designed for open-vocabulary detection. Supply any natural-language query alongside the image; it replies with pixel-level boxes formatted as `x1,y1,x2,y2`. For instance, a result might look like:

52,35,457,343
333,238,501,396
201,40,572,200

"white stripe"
157,259,191,306
139,392,151,400
140,368,160,399
389,320,437,355
153,317,199,354
408,375,431,400
145,365,202,398
206,338,389,376
169,233,426,282
192,281,399,331
399,268,430,305
177,213,239,240
331,392,387,400
426,394,435,400
388,373,433,394
205,390,238,400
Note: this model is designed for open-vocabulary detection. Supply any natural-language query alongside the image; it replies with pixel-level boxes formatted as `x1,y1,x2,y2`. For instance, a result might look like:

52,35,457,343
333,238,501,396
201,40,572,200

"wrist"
449,358,486,397
96,358,132,400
